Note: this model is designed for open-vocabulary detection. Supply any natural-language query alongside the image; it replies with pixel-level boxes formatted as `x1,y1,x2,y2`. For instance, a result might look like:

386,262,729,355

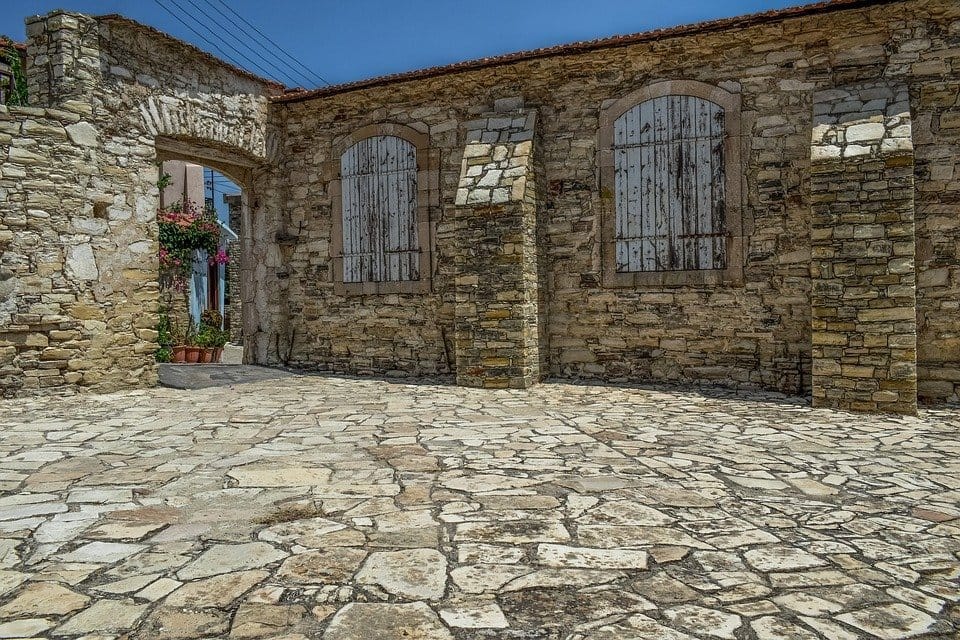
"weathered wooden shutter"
614,95,726,272
340,136,419,282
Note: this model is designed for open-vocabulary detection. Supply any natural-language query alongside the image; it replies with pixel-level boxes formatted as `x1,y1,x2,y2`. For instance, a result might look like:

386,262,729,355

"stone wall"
272,0,959,412
0,11,277,397
0,102,158,395
915,76,960,404
225,194,243,344
810,83,917,413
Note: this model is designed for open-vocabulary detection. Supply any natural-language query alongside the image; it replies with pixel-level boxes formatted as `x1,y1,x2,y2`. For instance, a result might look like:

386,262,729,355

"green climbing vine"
1,38,28,107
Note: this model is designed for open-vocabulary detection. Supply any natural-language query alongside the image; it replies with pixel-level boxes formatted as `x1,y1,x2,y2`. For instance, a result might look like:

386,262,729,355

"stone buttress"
453,100,542,389
810,83,917,414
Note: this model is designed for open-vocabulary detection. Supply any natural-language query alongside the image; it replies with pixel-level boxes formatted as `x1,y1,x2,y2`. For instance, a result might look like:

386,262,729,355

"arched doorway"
154,137,257,367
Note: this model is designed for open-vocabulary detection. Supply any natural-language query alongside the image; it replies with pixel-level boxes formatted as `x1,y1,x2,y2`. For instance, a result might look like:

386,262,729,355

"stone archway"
0,9,282,397
153,137,265,366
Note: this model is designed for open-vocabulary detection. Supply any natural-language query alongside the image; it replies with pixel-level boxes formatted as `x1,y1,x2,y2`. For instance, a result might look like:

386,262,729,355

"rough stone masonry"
1,0,959,414
810,82,918,413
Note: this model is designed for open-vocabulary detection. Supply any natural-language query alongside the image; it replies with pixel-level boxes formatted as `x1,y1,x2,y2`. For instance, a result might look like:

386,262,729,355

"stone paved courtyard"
0,375,958,639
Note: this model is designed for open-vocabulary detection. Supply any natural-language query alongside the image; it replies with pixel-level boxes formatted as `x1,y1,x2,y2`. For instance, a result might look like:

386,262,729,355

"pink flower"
209,249,230,265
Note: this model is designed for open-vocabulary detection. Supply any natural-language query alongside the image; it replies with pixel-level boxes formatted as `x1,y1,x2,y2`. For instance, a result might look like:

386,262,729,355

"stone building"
1,0,958,414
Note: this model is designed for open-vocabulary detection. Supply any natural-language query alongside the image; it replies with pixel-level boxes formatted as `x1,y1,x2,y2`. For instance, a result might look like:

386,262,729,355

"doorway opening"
156,154,245,366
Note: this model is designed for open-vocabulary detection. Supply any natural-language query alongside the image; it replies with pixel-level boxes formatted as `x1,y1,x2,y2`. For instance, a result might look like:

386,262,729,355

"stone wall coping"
23,11,282,93
94,13,284,92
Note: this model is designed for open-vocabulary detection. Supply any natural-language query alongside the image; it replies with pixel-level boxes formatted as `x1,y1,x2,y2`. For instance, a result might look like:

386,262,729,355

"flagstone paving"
0,374,958,639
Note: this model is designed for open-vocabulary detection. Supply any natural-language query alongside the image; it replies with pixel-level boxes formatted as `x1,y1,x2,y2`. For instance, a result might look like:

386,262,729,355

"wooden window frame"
599,80,744,287
329,123,437,296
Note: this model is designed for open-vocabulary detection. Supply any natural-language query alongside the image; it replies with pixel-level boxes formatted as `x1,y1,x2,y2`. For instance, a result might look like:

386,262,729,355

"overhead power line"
149,0,284,83
208,181,242,194
157,0,296,85
207,173,240,184
176,0,308,87
210,0,331,87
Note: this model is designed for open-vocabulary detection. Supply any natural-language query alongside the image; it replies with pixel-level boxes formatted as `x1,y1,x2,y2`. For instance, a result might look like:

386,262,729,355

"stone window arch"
599,80,744,287
330,123,435,295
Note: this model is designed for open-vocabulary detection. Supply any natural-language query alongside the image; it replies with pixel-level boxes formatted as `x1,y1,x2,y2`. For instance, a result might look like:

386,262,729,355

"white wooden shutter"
614,95,726,272
340,136,419,282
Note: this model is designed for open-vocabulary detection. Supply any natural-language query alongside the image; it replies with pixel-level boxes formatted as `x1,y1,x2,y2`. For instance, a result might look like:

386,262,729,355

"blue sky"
4,0,813,89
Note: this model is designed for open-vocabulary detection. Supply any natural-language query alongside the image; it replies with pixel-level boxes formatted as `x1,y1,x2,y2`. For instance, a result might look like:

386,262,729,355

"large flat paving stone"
323,602,453,640
356,549,447,600
176,542,287,580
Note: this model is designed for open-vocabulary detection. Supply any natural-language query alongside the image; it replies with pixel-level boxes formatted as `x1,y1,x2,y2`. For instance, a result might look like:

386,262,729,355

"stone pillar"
454,102,541,388
810,83,917,414
25,11,101,108
225,194,243,344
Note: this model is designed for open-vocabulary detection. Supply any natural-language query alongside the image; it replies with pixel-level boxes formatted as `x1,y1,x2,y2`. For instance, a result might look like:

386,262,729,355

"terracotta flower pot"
185,347,201,363
200,348,214,363
213,347,223,363
172,345,186,363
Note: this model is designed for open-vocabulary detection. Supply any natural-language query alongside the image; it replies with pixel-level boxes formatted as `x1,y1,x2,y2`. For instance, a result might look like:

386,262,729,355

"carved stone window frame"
328,123,438,296
598,80,745,288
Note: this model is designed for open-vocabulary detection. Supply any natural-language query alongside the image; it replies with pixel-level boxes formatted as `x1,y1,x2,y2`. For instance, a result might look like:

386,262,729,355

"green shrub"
200,309,222,329
157,308,172,347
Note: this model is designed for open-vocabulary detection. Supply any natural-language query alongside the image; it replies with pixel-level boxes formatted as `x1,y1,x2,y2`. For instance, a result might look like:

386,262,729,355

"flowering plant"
158,200,225,290
209,248,230,266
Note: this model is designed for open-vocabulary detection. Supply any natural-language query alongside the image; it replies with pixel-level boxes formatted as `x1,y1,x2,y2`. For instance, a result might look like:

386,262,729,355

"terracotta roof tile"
275,0,901,104
1,37,26,52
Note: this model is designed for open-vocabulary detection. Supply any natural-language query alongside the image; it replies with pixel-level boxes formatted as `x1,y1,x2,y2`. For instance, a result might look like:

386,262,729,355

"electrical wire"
209,179,241,192
176,0,308,87
150,0,284,84
210,0,331,86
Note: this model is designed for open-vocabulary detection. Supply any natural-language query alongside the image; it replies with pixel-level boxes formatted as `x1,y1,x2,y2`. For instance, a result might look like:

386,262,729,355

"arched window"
340,135,419,283
615,96,725,271
330,123,435,295
600,81,743,286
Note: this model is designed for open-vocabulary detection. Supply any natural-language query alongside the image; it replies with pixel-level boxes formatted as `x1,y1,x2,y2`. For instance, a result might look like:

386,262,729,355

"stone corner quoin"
1,0,959,415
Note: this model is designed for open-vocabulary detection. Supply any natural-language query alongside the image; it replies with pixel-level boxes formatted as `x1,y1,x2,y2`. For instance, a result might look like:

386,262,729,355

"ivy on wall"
1,38,27,106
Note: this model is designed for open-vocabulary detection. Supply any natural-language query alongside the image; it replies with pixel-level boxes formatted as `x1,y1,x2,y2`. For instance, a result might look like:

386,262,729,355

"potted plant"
196,325,216,363
171,324,187,363
156,310,173,363
184,324,201,363
212,327,229,363
198,310,224,364
200,309,223,330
